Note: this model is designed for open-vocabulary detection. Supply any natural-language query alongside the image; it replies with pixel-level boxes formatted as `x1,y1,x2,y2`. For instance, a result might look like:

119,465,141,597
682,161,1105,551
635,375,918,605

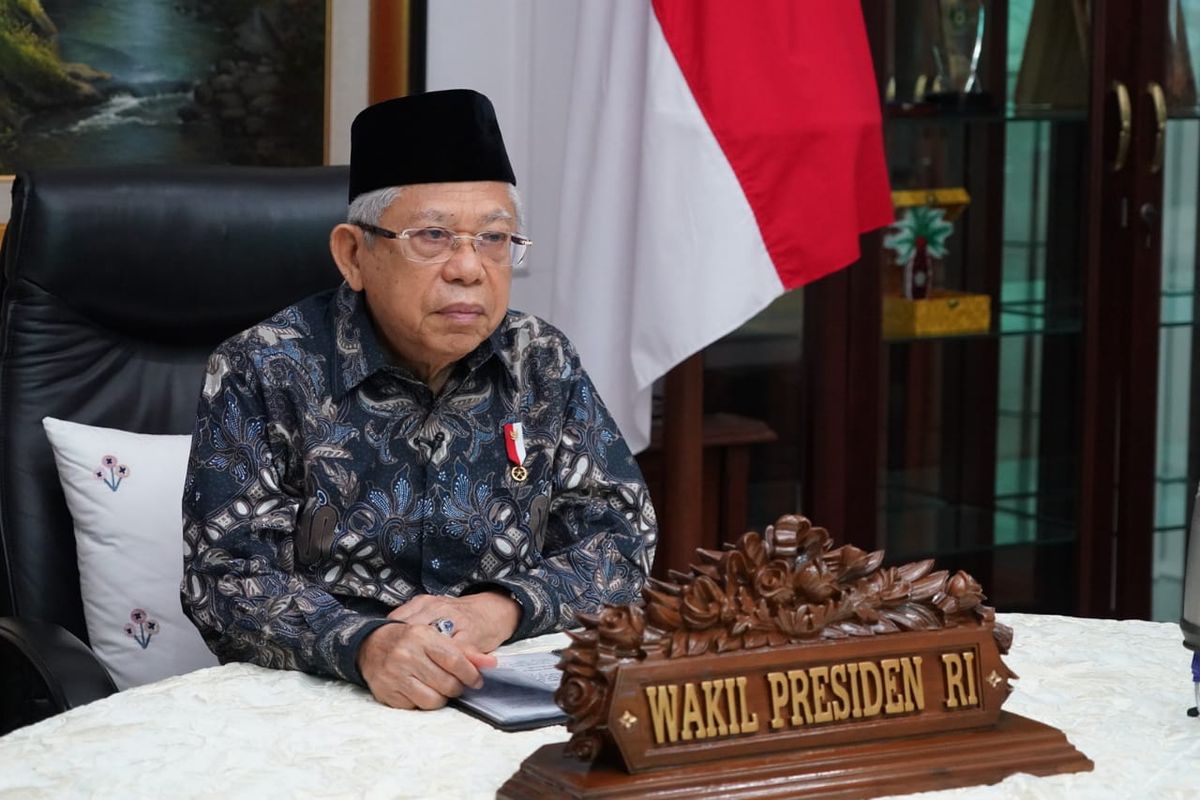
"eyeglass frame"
351,221,533,267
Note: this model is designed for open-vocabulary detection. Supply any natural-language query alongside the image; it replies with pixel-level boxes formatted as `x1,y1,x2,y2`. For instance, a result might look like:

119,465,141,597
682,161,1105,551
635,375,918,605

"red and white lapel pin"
503,422,528,482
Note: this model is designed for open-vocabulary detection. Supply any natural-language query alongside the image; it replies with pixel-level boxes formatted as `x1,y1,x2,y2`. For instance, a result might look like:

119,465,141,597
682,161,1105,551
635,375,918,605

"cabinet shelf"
885,105,1087,125
882,299,1083,344
1161,290,1196,327
882,503,1073,547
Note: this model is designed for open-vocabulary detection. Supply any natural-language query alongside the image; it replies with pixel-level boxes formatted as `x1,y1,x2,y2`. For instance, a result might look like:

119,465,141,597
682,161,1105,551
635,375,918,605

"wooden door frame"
1114,0,1166,618
1078,0,1166,618
368,0,427,103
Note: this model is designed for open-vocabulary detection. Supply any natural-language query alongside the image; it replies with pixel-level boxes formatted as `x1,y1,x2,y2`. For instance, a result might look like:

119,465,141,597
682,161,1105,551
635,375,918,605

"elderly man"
181,90,657,710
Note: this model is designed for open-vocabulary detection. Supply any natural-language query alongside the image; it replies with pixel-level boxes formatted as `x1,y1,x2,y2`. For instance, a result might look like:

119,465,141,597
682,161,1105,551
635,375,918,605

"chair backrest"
0,166,349,642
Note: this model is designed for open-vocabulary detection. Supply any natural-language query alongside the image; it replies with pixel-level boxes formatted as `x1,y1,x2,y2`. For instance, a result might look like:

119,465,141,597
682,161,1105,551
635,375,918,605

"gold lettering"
809,666,834,723
680,683,705,740
963,651,979,706
724,678,741,735
643,657,941,746
881,658,905,714
644,685,680,744
736,676,759,732
942,653,967,708
858,661,884,717
787,668,812,725
847,662,863,718
828,664,852,720
701,679,730,737
901,656,925,712
766,672,790,730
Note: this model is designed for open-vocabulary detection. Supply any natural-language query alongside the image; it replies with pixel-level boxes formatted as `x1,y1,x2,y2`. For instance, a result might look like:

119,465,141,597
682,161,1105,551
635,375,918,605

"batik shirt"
181,283,657,686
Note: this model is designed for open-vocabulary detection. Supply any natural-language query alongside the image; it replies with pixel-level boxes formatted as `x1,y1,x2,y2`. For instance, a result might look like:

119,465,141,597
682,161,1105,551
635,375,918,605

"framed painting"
0,1,424,225
0,0,330,174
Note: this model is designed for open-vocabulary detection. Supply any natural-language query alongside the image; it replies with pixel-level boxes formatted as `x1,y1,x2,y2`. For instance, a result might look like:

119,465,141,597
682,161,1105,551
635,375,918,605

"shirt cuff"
335,616,404,688
477,574,558,642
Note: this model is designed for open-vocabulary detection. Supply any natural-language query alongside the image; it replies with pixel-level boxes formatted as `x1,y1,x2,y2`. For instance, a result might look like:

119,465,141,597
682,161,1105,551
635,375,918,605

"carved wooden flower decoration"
595,604,645,653
681,575,723,629
753,563,791,604
639,515,1009,659
557,674,605,730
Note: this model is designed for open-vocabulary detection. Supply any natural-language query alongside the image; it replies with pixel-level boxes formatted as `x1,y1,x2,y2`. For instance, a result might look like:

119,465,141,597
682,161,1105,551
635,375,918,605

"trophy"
925,0,991,108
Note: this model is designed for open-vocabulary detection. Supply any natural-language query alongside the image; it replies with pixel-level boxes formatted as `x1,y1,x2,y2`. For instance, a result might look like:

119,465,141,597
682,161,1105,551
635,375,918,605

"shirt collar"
331,283,391,400
331,283,516,399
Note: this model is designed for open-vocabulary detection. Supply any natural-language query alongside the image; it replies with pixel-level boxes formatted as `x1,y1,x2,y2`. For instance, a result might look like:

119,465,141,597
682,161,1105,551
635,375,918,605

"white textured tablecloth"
0,614,1196,799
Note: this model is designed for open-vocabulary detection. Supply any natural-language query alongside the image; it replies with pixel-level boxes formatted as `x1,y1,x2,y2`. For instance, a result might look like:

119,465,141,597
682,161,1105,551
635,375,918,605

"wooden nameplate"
499,515,1092,800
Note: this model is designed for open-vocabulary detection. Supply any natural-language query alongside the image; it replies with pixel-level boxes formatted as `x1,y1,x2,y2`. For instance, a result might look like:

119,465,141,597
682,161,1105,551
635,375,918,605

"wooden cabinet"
791,0,1198,621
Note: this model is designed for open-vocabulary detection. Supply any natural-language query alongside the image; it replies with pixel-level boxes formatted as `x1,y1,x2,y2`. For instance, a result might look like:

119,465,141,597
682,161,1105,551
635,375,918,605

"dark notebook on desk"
451,651,568,732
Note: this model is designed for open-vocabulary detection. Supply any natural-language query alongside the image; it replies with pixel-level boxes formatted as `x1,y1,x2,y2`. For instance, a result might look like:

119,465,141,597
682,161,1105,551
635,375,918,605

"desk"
0,614,1195,799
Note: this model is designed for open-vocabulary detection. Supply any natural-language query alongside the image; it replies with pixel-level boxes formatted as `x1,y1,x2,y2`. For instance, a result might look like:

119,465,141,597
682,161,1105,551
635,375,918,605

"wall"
326,1,370,165
425,0,580,319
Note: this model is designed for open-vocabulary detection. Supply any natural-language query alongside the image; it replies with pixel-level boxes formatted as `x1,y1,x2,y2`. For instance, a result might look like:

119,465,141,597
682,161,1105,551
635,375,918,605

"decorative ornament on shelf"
883,206,954,300
880,188,990,339
926,0,990,108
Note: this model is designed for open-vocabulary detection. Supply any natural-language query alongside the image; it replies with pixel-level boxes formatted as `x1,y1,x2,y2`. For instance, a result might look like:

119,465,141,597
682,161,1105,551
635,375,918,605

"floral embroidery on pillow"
93,455,131,492
124,608,159,649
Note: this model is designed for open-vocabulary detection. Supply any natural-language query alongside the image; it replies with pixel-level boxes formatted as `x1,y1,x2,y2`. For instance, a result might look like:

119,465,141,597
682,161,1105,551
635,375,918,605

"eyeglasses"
352,222,532,267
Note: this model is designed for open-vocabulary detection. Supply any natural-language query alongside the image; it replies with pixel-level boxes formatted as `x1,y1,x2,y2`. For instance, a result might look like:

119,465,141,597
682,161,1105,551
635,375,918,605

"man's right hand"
356,622,497,709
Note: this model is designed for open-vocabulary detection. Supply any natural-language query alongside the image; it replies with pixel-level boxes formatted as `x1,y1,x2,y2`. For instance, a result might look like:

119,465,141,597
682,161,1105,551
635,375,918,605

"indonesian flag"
551,1,892,452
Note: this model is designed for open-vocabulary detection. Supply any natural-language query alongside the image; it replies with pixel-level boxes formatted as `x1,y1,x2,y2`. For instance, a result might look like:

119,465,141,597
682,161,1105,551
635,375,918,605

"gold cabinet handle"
1111,81,1132,172
1147,81,1167,174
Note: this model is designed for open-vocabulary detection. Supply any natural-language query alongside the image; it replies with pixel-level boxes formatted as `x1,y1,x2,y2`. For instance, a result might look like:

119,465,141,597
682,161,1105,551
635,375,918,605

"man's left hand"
388,591,521,652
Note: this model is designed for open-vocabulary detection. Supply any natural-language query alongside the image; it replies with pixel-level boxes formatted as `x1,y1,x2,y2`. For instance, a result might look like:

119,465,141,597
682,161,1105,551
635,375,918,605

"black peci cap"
348,89,516,203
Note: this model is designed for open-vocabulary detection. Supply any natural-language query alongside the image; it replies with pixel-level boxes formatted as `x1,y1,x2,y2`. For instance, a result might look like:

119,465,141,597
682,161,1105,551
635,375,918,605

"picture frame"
325,0,426,165
1,175,12,233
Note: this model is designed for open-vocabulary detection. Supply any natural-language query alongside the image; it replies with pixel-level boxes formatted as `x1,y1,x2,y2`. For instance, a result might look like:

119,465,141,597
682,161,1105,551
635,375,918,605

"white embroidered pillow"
42,417,218,690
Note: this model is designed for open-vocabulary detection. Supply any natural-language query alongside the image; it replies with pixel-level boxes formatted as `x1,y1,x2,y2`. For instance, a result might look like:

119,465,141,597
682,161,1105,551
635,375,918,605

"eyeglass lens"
403,228,527,266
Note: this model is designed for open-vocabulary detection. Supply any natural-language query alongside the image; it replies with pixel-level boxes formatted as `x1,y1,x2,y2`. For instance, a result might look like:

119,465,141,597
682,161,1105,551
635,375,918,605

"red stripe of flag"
650,0,893,289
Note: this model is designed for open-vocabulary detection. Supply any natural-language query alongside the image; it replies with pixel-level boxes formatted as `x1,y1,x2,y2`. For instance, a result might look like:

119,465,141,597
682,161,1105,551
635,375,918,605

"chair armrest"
0,617,117,734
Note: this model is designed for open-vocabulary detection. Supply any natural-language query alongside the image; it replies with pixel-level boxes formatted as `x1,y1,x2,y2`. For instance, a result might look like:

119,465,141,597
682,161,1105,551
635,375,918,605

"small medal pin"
503,422,528,482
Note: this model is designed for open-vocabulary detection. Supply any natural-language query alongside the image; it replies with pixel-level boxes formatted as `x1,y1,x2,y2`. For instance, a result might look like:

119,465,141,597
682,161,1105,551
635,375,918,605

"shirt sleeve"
180,349,390,687
487,357,658,640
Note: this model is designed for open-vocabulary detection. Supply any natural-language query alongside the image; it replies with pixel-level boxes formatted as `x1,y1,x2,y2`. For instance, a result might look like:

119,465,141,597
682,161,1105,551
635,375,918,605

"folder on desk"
451,652,568,732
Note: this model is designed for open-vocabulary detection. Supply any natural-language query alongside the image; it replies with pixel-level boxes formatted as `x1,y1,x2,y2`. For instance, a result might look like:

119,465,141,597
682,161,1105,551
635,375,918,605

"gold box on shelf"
883,289,991,339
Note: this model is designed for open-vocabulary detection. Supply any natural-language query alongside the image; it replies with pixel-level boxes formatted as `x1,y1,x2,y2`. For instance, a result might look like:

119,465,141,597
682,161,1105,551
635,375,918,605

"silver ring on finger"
430,617,455,636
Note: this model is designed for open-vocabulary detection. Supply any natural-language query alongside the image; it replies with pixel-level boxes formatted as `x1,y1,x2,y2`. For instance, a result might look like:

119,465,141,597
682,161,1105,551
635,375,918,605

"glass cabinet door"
1153,0,1200,621
870,0,1092,613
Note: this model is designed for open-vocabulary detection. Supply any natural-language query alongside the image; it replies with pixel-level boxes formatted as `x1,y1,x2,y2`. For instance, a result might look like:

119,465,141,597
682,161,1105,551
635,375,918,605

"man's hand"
387,591,522,653
356,622,497,710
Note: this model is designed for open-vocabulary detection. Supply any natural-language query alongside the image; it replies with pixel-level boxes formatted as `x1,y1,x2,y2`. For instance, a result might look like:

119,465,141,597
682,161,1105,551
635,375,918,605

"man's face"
337,181,515,375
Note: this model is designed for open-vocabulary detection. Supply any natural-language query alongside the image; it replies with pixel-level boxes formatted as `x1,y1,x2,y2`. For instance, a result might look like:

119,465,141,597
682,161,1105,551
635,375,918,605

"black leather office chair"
0,166,348,734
